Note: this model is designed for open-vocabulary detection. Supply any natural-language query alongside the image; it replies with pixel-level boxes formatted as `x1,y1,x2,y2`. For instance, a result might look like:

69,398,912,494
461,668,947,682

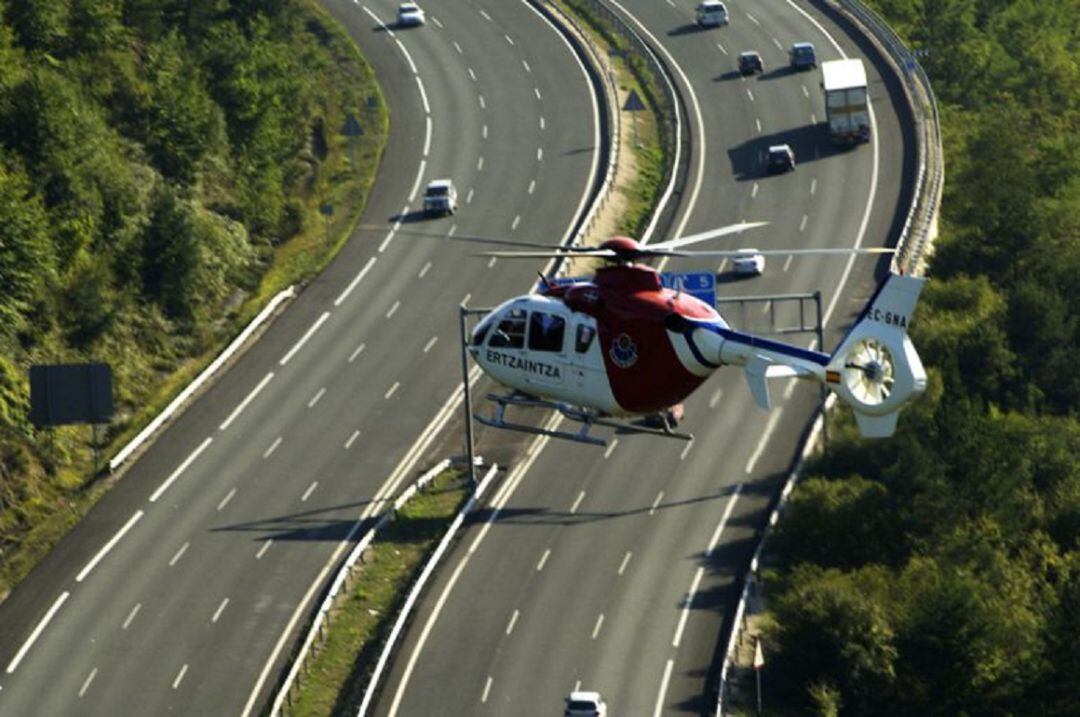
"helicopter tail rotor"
824,273,927,437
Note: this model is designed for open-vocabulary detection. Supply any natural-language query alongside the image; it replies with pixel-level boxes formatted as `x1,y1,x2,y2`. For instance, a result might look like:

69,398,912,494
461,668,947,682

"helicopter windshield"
488,309,527,349
528,312,566,352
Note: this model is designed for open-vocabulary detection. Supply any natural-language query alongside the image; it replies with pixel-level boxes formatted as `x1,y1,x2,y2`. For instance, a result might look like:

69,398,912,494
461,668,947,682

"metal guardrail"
836,0,944,275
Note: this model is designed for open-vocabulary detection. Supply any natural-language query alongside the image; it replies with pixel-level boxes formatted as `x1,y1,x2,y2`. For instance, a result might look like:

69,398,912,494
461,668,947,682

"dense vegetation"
0,0,385,595
761,1,1080,714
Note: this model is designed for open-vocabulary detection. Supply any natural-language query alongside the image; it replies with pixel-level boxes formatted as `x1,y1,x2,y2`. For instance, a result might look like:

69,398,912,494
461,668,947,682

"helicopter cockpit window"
575,324,596,353
528,312,565,352
488,309,527,349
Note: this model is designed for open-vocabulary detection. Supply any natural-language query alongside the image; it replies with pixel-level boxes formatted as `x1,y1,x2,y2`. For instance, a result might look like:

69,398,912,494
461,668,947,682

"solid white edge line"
707,485,743,556
279,311,330,366
415,76,430,114
334,256,377,306
745,410,783,474
6,591,70,674
76,510,144,582
220,371,275,431
149,436,213,503
672,567,704,647
408,159,427,204
394,38,418,75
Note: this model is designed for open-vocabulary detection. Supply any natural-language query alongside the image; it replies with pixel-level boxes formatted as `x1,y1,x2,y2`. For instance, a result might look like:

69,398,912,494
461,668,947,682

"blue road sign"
540,272,717,307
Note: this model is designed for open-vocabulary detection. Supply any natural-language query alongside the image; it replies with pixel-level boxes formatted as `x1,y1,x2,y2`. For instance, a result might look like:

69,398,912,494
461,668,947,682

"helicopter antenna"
537,271,551,291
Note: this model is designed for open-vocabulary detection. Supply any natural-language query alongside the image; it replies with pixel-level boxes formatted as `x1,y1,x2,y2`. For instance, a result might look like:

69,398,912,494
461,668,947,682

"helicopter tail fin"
823,273,927,437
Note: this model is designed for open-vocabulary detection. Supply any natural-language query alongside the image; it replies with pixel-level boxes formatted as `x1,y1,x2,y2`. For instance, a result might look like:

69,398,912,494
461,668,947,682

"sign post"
754,637,765,715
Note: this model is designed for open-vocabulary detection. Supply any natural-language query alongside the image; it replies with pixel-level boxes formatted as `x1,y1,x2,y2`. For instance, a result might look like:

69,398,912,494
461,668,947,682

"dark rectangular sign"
29,363,113,427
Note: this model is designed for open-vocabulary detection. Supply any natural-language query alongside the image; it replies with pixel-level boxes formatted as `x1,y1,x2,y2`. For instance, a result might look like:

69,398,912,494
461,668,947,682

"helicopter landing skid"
477,393,693,446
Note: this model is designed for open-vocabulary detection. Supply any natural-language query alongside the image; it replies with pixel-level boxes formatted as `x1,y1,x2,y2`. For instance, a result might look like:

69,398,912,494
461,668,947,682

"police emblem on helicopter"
609,333,639,368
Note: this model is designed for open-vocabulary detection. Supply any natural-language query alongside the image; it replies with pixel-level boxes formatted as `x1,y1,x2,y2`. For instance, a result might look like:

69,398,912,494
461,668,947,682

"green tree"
0,154,55,337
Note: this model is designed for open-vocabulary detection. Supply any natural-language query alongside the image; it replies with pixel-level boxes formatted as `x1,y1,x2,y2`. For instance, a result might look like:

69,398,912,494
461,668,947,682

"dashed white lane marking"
672,567,705,647
751,182,759,199
280,312,330,366
802,84,810,98
746,410,783,473
666,0,675,6
172,664,188,690
407,158,427,204
217,488,237,512
386,300,401,319
462,293,472,305
574,679,582,692
716,42,728,55
468,67,477,82
481,676,493,703
423,336,438,353
811,112,817,124
528,179,536,194
680,441,693,461
385,382,400,400
755,118,762,133
423,116,432,156
534,87,542,100
784,255,794,272
431,16,443,28
256,540,273,560
570,491,585,514
349,343,366,363
335,256,376,306
762,300,772,315
649,491,664,516
169,542,190,566
466,188,474,204
746,12,760,25
522,59,531,72
220,371,275,430
77,510,144,582
505,609,520,635
783,377,798,399
78,667,98,698
418,261,432,278
709,388,724,408
308,387,326,408
453,41,463,54
536,548,551,571
6,591,70,673
773,37,784,50
717,258,728,273
654,659,674,717
706,486,742,557
603,438,618,459
345,430,360,449
211,598,230,624
505,34,515,45
122,603,141,630
800,214,808,232
511,215,521,231
482,124,488,140
301,481,318,502
810,177,818,195
591,613,605,639
746,89,754,102
480,9,492,21
618,551,632,575
477,156,484,171
487,257,497,269
478,94,486,110
537,147,543,161
539,116,545,130
263,436,282,458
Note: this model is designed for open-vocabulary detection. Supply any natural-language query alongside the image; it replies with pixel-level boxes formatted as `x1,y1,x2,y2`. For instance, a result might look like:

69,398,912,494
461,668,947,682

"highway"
0,1,603,714
372,1,916,715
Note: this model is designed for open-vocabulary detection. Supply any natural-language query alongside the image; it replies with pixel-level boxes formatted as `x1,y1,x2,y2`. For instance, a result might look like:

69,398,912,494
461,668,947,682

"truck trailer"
821,59,870,144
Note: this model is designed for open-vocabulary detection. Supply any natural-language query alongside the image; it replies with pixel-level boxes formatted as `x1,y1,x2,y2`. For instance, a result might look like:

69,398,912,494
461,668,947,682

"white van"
696,0,729,27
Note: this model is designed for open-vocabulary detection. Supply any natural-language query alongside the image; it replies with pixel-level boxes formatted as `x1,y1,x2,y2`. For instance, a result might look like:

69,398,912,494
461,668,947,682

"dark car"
790,42,817,70
767,144,796,173
738,51,764,75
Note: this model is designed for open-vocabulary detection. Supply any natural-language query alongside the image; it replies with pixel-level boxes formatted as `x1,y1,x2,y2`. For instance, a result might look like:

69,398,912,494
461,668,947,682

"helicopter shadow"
727,123,853,181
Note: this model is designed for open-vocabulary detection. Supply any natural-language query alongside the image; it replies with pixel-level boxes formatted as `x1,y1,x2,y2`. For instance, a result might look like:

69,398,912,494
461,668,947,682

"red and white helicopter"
464,222,926,444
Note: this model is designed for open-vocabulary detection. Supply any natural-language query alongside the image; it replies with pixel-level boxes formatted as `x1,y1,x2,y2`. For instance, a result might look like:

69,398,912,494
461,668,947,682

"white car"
396,3,425,27
423,179,457,216
696,0,729,27
565,691,607,717
732,248,765,276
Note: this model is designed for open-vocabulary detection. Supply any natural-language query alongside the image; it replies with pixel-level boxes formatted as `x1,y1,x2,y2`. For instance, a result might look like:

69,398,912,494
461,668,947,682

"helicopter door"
524,310,567,389
569,321,599,392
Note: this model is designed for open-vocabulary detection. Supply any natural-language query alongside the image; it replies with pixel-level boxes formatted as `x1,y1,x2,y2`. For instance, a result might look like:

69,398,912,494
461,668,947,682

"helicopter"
462,222,926,445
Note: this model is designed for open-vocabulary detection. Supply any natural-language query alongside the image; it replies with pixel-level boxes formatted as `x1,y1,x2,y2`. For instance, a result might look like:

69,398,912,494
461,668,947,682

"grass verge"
285,470,470,717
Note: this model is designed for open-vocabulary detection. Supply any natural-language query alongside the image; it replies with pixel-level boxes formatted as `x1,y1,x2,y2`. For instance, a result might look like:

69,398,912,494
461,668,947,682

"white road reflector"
754,638,765,670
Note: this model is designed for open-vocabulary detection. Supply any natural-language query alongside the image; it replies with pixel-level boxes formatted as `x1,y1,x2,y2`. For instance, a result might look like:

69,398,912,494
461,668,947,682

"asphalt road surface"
371,1,916,715
0,1,604,714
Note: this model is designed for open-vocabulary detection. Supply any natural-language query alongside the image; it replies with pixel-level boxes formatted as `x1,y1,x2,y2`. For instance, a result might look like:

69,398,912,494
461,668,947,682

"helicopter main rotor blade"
681,247,896,257
650,221,769,251
475,249,620,259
